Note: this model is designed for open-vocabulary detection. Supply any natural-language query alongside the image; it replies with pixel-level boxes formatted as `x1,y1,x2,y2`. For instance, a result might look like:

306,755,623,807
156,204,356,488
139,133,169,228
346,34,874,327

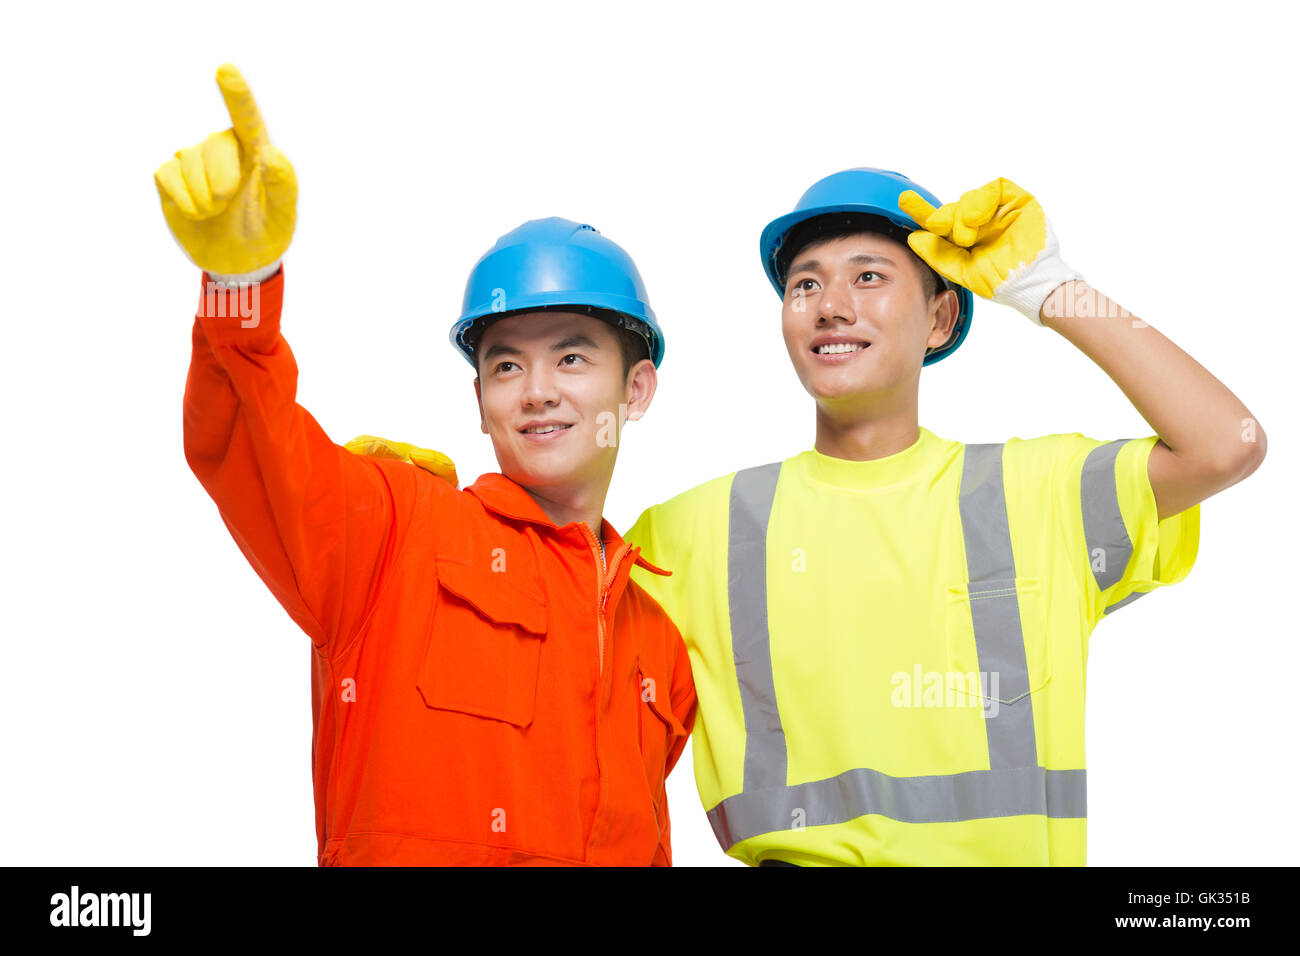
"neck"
813,389,920,462
523,476,610,541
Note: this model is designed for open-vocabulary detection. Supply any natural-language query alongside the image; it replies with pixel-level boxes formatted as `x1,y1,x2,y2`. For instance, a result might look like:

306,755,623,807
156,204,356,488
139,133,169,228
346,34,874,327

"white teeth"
815,342,867,354
524,424,569,434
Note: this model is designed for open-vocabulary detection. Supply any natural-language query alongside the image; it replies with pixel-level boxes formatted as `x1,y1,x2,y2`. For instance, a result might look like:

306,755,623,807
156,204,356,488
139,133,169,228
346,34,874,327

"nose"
520,363,560,409
816,280,857,326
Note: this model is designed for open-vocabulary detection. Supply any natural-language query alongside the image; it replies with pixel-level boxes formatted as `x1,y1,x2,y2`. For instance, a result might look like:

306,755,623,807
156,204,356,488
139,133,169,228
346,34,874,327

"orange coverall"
182,266,697,865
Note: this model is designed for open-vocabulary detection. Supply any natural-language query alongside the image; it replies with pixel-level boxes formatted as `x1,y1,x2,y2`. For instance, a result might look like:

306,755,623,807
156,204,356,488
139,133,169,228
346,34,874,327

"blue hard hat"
450,217,664,369
759,168,975,366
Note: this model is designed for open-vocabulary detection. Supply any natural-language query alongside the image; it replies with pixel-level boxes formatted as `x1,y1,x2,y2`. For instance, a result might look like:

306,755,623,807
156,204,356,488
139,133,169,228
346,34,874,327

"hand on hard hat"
344,435,459,488
899,178,1082,325
154,64,298,276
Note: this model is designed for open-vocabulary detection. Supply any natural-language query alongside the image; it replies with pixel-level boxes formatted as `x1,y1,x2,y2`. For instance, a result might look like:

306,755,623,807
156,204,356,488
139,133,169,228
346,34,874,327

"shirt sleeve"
626,502,695,765
665,630,698,777
651,608,696,869
1054,433,1200,626
183,266,422,655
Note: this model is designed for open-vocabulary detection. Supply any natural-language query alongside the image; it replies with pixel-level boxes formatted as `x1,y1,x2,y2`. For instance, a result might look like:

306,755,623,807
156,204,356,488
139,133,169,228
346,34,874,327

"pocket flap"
435,558,547,636
638,655,687,736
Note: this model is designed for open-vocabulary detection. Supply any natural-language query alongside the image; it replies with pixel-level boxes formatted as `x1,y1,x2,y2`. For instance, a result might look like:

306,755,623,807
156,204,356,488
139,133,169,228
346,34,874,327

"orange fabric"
183,266,696,866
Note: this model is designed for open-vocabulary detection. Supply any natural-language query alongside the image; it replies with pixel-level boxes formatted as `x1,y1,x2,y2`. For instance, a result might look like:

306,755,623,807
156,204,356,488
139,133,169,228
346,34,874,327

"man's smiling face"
780,231,958,409
474,310,651,497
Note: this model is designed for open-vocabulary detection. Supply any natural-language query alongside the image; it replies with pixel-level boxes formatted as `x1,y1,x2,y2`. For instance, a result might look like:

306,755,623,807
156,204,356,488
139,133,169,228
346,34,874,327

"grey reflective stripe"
728,462,786,791
1081,439,1135,592
957,444,1038,768
1104,589,1147,616
707,767,1087,849
717,447,1083,853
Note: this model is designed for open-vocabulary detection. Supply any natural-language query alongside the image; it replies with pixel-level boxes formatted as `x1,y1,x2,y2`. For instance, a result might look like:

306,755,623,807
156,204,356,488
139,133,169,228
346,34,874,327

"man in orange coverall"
156,64,696,866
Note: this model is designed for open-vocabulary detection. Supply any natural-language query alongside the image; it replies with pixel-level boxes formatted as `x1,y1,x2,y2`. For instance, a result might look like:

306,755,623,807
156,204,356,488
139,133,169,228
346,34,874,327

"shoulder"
999,432,1119,485
998,433,1164,527
626,469,741,547
354,455,524,562
356,453,471,519
659,469,744,515
1002,432,1158,478
1002,431,1103,463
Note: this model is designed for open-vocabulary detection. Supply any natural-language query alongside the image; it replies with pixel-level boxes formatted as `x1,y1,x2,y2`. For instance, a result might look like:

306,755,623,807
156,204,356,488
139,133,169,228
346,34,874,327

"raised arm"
161,65,417,654
1038,281,1264,519
900,178,1266,520
183,267,415,652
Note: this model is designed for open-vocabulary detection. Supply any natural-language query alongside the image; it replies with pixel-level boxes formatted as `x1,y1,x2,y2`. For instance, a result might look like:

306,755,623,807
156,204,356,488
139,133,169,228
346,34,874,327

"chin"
506,453,595,492
802,367,882,403
500,456,557,487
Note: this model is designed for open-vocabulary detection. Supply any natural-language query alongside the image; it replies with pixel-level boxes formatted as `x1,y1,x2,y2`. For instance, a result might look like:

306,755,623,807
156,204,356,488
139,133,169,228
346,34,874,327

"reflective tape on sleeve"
1081,439,1136,593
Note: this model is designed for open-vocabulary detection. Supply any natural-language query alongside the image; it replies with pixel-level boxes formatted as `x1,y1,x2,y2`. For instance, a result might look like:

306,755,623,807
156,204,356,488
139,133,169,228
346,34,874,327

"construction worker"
159,64,695,866
621,168,1267,866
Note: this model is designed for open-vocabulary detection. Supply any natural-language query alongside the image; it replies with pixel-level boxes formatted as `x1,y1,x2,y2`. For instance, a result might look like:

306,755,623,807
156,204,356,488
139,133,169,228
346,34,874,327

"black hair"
468,305,652,378
775,212,948,301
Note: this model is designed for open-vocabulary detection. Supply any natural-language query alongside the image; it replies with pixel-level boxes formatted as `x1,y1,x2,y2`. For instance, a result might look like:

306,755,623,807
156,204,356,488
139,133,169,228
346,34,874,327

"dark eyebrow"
787,257,821,278
787,253,897,278
849,253,896,267
481,342,523,363
552,334,600,352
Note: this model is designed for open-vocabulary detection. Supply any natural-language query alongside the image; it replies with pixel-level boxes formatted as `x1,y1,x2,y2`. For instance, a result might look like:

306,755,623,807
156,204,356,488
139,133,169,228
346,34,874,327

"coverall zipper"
580,522,630,862
581,523,629,675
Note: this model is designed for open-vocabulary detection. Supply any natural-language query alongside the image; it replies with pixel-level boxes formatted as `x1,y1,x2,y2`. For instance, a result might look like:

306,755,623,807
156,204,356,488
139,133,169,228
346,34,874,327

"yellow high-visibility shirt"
625,426,1199,866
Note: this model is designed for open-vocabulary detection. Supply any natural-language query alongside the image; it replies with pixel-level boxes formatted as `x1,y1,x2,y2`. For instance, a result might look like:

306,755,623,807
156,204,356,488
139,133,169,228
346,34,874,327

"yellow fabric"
344,435,459,487
625,428,1199,866
154,64,298,275
899,178,1045,299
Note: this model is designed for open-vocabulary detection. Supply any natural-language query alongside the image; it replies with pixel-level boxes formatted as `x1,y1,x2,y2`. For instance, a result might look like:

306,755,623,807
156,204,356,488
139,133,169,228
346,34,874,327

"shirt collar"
464,473,671,577
801,426,946,490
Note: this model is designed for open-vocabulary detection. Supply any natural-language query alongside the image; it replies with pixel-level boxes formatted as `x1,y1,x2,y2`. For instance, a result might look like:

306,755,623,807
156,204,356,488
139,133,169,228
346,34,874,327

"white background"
1,0,1295,866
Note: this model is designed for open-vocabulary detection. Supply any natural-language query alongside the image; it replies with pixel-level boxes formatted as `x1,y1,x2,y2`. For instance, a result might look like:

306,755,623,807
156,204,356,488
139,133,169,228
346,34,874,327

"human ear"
926,288,959,350
473,377,488,435
623,359,658,422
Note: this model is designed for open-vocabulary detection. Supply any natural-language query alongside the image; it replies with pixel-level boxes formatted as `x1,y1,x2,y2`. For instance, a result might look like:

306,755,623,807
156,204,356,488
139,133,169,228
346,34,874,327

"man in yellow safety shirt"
621,168,1267,866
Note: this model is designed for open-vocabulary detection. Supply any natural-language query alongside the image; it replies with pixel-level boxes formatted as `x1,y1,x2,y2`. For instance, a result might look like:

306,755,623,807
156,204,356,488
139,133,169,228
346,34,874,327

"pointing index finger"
216,63,268,150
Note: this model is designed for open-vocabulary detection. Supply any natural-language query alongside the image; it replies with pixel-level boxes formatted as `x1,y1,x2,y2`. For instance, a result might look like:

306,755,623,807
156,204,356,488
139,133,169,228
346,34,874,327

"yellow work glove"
899,178,1082,325
154,63,297,277
344,436,459,488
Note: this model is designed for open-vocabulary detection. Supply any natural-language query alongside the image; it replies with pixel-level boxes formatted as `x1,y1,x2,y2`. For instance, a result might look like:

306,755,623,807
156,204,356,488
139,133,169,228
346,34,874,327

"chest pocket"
944,575,1050,705
416,555,548,728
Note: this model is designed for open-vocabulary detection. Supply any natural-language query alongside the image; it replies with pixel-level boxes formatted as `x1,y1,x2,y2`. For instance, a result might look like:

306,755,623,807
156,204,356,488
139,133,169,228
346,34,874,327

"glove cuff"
206,259,283,286
993,248,1083,326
